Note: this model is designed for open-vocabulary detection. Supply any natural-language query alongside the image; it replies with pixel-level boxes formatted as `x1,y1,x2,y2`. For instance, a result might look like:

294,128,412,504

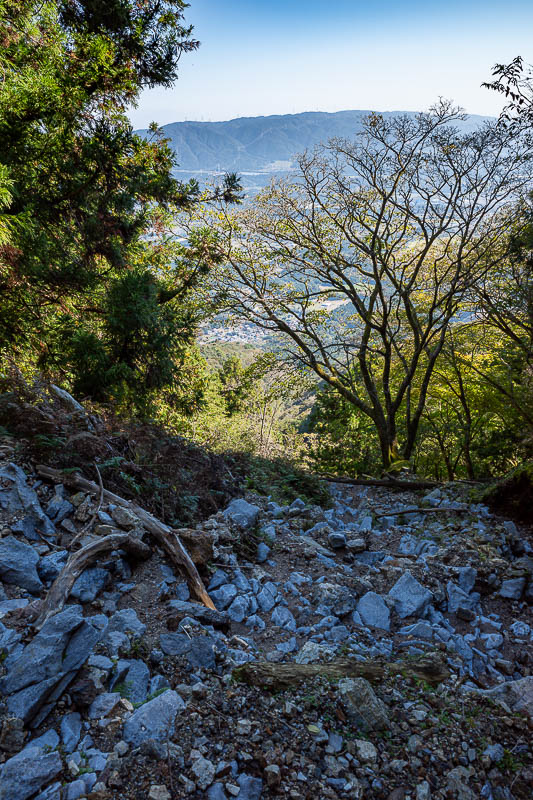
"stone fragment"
356,591,390,631
210,584,238,610
191,756,215,790
60,712,82,753
236,774,263,800
271,605,296,631
256,542,271,563
223,499,260,529
346,538,366,553
111,506,138,530
337,677,390,731
122,690,185,747
328,531,346,549
499,577,526,600
0,535,42,593
354,739,377,762
227,595,250,623
0,463,55,538
388,571,433,618
0,605,101,725
447,581,479,613
37,550,68,583
71,567,109,603
0,745,62,800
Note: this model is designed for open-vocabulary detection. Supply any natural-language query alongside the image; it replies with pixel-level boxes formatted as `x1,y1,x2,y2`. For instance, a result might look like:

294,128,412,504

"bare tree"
203,102,532,469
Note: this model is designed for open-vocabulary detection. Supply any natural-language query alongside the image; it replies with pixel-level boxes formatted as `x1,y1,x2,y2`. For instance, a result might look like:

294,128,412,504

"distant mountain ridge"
136,109,492,173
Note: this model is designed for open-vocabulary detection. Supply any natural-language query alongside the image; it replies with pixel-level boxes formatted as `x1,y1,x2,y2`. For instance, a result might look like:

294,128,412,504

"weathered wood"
232,652,450,690
36,464,216,611
34,533,151,629
374,506,471,518
323,474,441,490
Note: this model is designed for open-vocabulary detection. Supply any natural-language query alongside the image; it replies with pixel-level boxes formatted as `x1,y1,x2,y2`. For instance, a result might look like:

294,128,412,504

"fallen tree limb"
232,652,450,690
34,532,151,630
322,475,441,490
374,506,471,518
36,464,216,611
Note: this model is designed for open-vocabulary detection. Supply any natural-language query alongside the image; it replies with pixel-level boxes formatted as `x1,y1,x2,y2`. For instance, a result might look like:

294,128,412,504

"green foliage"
0,0,241,410
237,454,331,507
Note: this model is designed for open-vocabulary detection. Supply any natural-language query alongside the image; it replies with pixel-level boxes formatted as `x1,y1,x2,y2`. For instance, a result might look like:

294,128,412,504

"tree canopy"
203,102,532,469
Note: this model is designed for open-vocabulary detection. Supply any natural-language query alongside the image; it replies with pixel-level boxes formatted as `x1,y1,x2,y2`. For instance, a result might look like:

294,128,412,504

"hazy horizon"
127,0,533,129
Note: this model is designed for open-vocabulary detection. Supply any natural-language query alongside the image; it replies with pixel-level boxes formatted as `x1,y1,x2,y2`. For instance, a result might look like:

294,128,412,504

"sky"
128,0,533,128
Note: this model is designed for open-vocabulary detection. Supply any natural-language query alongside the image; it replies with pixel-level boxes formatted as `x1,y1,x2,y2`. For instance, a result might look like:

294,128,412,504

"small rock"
354,739,377,762
191,756,215,790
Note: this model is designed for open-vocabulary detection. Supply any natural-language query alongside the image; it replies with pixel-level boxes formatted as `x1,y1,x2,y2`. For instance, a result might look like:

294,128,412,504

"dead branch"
69,462,104,549
374,506,471,518
323,474,441,490
232,652,450,691
34,532,151,629
36,464,216,611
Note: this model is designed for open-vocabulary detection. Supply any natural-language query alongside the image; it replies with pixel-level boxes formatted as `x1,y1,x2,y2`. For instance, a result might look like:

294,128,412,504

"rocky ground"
0,449,532,800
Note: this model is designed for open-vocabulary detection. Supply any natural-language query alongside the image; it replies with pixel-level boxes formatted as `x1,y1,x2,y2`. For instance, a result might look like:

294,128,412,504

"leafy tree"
0,0,240,407
204,103,531,469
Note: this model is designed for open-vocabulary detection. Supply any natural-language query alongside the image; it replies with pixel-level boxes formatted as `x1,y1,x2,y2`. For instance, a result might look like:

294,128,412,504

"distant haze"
136,110,492,177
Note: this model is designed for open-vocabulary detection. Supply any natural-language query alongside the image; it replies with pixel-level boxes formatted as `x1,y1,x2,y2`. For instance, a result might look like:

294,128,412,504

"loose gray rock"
60,712,82,753
499,577,526,600
0,463,55,539
388,571,433,618
271,605,296,631
0,605,101,725
227,595,250,623
0,536,42,594
237,774,263,800
356,592,390,631
191,756,215,790
328,531,346,549
210,584,238,610
0,745,62,800
337,677,390,731
71,567,109,603
122,690,185,747
37,550,68,583
223,498,260,529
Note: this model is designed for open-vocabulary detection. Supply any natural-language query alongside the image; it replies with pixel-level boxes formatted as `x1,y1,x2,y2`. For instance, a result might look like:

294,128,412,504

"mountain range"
136,109,492,176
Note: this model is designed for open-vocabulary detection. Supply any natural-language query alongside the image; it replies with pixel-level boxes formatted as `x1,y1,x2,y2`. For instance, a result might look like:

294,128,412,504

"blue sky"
128,0,533,127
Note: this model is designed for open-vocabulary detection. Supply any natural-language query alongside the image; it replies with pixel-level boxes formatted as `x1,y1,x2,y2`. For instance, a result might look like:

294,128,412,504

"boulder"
337,677,390,731
122,690,185,747
223,499,260,530
71,568,110,603
356,592,390,631
0,536,42,594
0,745,62,800
0,463,55,539
0,606,101,726
388,571,433,618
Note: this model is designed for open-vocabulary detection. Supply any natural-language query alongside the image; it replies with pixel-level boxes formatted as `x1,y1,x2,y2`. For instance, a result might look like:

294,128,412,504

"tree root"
36,464,216,613
34,532,151,630
232,652,450,690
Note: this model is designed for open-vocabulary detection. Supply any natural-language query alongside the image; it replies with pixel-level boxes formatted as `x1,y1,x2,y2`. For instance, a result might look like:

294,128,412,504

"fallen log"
232,652,450,690
36,464,216,611
323,475,440,490
374,506,471,518
34,532,151,630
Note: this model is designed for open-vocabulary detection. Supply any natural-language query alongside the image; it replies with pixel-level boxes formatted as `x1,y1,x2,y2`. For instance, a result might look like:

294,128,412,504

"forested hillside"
136,110,491,172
